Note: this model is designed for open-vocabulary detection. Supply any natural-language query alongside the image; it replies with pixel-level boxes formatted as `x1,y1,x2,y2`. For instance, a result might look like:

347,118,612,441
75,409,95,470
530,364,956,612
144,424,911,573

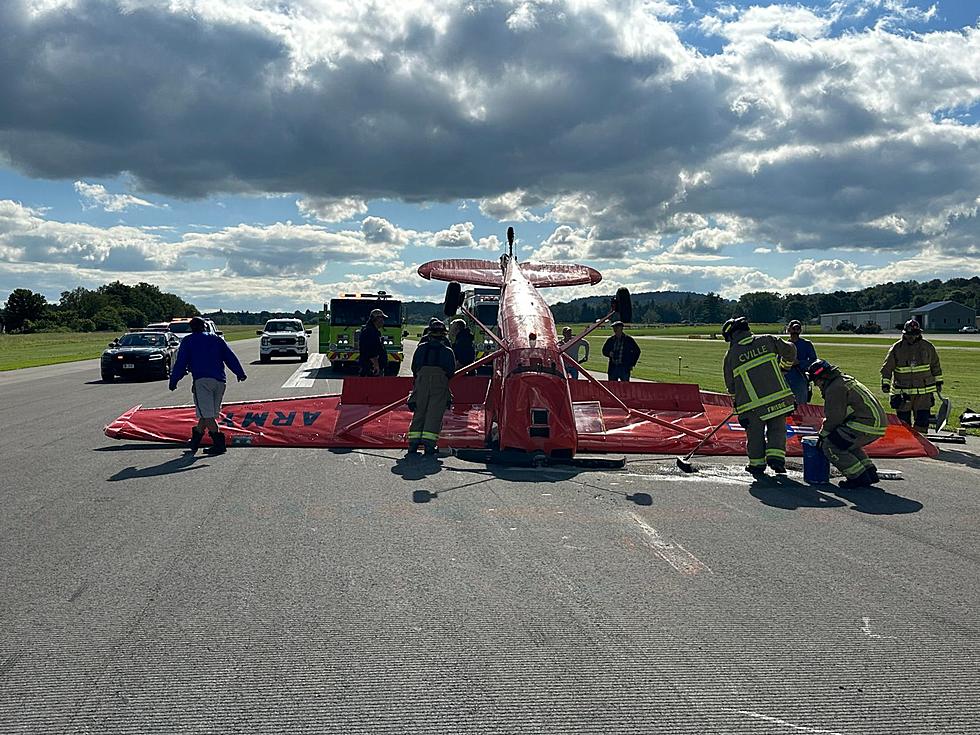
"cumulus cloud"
0,199,179,270
1,0,979,296
297,196,369,223
74,181,160,212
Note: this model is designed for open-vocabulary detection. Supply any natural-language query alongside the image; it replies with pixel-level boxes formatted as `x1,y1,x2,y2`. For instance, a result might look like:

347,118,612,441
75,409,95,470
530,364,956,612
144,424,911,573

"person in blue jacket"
785,319,818,405
169,317,247,455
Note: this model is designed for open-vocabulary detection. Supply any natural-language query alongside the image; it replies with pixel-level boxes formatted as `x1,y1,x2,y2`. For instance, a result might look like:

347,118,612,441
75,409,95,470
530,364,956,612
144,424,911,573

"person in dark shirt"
449,318,476,371
785,319,818,405
407,320,456,457
358,308,389,376
601,321,641,381
169,317,247,454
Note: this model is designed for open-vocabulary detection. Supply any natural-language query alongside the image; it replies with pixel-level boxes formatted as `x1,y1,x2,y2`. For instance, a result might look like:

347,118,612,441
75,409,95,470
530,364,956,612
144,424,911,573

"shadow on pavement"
750,477,847,510
828,486,923,515
107,452,207,481
935,448,980,471
391,455,443,480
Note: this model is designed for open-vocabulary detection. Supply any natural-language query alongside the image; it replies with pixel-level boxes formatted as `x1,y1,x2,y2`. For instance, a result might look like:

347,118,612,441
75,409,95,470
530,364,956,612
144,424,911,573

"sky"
1,0,978,312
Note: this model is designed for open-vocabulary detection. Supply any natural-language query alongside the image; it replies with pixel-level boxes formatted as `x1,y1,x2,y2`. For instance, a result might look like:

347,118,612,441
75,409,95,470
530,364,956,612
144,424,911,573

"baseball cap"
369,308,387,319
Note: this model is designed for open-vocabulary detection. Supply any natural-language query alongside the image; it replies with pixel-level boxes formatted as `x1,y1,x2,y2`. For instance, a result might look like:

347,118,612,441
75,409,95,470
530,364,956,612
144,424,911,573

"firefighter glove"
889,394,904,410
880,382,890,394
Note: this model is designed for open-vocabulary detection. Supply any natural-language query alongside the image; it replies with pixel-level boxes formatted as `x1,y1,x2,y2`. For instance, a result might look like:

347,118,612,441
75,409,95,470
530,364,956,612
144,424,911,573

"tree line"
4,275,979,333
1,282,198,333
551,276,980,325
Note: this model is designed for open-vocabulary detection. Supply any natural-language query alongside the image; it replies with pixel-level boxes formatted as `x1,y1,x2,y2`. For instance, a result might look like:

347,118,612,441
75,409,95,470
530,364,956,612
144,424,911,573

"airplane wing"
105,377,491,449
518,262,602,287
418,259,502,287
417,259,601,288
569,382,938,458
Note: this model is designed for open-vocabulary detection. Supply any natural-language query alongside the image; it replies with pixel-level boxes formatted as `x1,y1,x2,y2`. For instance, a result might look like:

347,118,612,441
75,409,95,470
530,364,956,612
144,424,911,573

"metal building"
820,301,976,332
910,301,976,331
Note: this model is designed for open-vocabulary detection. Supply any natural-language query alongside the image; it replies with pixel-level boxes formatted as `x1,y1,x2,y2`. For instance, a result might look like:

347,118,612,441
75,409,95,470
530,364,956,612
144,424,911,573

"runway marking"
726,710,845,734
629,472,753,487
629,512,711,576
861,617,897,640
281,353,326,389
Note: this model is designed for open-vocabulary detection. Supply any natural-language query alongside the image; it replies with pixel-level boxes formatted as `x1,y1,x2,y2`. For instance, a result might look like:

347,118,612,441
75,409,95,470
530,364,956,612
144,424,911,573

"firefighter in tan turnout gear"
808,359,886,488
880,319,943,433
722,317,797,477
406,320,456,457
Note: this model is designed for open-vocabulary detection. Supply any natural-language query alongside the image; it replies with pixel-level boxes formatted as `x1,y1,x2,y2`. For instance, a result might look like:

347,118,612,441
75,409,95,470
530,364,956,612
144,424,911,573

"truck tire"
101,370,114,382
260,354,271,363
614,287,633,323
444,282,463,316
300,353,308,362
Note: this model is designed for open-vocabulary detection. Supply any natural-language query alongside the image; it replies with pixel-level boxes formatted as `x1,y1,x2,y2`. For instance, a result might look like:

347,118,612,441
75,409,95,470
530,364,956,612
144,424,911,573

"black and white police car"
101,331,179,381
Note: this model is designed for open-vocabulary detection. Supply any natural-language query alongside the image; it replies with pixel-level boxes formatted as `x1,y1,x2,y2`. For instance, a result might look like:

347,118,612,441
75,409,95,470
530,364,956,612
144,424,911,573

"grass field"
0,325,262,371
578,334,980,429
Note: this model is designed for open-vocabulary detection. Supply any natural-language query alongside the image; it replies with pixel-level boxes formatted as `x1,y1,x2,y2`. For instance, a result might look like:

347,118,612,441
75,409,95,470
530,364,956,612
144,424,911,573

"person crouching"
808,359,885,488
406,320,456,457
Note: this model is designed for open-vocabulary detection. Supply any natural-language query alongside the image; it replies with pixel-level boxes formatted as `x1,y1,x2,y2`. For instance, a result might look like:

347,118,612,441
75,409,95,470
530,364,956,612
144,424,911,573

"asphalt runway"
2,331,979,733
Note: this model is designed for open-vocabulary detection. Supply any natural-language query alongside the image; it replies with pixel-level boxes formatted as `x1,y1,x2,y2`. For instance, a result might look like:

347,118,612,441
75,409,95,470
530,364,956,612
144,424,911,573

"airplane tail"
418,259,601,288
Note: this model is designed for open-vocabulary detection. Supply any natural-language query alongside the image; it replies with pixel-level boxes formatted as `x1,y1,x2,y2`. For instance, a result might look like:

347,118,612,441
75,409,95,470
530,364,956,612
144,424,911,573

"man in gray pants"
169,317,247,454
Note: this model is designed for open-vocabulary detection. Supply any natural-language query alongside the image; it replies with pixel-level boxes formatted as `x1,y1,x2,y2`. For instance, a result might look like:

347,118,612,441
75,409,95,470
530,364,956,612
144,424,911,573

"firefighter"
880,319,943,432
406,319,456,457
722,317,797,477
358,308,389,377
808,359,885,488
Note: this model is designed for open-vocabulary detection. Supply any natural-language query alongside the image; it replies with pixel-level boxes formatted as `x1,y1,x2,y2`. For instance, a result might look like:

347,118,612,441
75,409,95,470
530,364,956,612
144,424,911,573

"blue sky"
1,0,978,311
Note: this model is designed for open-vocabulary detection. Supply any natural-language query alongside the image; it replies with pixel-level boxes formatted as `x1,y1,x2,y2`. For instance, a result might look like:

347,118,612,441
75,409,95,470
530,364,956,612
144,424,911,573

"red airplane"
106,228,935,463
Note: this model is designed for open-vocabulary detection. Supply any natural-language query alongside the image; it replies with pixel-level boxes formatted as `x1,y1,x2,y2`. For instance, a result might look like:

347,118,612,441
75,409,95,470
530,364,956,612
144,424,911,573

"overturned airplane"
106,229,936,461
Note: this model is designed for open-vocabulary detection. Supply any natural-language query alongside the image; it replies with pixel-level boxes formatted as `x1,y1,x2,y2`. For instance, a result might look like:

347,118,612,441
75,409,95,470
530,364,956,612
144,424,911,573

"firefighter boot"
766,458,787,475
865,466,880,485
188,427,205,453
203,431,227,455
839,471,873,490
423,442,438,457
405,441,420,457
744,463,768,479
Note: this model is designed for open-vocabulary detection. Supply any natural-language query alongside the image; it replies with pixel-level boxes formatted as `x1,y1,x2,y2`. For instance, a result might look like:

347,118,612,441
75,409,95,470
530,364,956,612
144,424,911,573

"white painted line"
725,710,845,735
629,512,711,576
861,617,897,640
281,353,326,389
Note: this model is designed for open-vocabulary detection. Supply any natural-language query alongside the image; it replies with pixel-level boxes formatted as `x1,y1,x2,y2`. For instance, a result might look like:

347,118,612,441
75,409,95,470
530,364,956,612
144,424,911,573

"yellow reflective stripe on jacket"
758,402,795,420
737,388,794,414
894,385,937,395
845,420,887,436
733,353,779,376
893,365,933,374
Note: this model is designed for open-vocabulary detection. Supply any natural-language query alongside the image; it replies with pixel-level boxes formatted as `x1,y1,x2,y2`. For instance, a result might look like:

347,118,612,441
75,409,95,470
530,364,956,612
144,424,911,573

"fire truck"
319,292,405,374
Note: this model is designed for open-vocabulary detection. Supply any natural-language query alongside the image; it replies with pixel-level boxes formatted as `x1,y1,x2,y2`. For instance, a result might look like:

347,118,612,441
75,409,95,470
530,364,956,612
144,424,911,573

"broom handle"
685,411,735,459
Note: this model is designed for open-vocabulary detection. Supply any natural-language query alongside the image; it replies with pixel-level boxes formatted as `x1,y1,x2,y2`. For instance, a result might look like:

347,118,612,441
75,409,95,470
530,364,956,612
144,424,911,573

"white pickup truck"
257,319,311,362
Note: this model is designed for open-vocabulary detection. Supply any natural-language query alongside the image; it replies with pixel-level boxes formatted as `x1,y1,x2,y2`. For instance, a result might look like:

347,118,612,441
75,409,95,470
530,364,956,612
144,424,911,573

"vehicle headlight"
261,337,270,344
298,337,305,344
148,353,163,360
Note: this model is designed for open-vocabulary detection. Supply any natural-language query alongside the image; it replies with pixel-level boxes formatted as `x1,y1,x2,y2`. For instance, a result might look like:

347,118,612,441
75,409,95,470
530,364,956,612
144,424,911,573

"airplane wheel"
614,287,633,323
444,282,463,316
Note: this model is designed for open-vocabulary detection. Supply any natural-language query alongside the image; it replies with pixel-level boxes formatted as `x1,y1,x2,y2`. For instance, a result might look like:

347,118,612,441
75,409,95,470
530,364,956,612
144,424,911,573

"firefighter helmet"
722,317,750,342
903,319,921,334
806,358,840,384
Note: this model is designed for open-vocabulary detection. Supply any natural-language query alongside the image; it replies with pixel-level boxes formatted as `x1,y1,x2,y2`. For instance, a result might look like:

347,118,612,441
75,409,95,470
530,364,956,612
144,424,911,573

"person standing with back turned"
169,316,247,455
722,317,797,477
406,320,456,457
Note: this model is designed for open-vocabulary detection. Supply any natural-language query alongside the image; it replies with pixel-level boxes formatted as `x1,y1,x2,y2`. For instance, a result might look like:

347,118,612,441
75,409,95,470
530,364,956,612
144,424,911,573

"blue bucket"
801,435,830,484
